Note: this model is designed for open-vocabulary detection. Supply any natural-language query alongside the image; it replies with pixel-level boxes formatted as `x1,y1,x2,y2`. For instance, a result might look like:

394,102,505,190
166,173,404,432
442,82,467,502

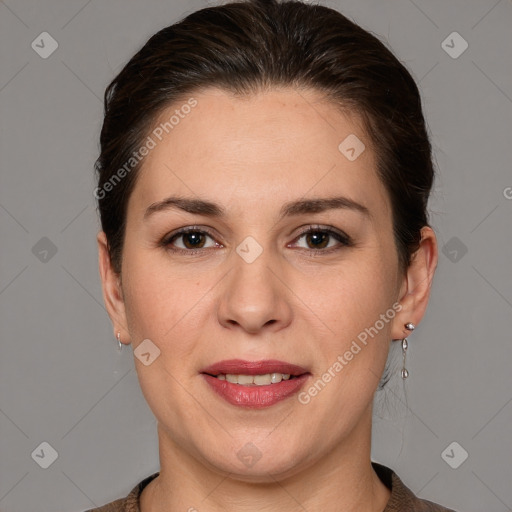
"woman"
90,0,456,510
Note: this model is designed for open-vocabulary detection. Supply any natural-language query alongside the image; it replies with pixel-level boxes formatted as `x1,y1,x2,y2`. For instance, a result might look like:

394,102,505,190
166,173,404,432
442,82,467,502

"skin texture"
97,87,438,512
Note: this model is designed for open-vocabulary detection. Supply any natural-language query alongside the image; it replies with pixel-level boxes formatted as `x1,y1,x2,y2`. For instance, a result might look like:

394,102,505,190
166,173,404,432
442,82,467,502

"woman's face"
102,87,417,480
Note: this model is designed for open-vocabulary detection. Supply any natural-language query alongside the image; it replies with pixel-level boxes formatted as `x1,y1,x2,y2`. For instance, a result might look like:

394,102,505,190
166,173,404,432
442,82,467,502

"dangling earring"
401,322,415,379
117,331,123,352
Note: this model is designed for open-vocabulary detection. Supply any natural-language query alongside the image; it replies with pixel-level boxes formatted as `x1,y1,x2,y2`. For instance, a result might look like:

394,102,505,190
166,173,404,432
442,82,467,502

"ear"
391,226,438,340
97,231,130,345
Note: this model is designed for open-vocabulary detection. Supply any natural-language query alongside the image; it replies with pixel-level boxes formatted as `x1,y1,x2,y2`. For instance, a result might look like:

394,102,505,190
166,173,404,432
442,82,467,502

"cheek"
121,248,187,339
296,256,397,403
121,249,219,369
301,255,395,334
297,263,395,410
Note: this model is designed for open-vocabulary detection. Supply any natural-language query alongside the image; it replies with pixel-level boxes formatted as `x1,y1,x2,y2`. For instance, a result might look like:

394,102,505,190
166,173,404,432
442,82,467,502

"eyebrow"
143,195,371,221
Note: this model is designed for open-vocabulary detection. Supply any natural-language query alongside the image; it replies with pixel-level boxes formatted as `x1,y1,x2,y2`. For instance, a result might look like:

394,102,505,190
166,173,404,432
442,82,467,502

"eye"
161,224,352,256
162,227,221,254
290,225,353,253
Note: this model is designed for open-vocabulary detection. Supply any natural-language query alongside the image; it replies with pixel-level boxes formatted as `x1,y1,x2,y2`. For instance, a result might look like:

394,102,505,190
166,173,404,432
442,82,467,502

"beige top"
83,462,457,512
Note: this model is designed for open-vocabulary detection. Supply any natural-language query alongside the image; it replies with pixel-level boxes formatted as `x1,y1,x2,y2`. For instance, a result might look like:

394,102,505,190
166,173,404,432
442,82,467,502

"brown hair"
95,0,434,346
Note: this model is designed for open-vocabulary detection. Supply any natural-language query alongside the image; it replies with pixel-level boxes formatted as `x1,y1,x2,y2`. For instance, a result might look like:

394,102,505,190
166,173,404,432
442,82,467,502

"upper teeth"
217,373,292,385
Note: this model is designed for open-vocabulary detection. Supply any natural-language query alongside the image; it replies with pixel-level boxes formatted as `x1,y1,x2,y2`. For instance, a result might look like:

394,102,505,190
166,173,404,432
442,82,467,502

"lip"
200,359,309,376
200,359,311,409
202,373,310,409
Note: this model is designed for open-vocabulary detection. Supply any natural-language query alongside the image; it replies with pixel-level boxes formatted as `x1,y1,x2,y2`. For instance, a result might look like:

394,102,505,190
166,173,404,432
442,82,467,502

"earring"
401,322,415,379
117,331,123,352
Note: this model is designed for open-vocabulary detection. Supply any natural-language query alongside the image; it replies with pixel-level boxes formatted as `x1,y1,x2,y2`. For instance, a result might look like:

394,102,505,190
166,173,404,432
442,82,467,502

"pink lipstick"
200,359,310,409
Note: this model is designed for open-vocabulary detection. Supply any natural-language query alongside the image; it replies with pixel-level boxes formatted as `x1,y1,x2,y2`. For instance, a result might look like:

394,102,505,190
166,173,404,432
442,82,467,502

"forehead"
127,87,390,222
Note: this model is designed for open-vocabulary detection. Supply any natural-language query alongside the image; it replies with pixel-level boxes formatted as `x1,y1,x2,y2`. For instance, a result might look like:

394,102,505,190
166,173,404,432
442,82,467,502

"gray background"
0,0,511,511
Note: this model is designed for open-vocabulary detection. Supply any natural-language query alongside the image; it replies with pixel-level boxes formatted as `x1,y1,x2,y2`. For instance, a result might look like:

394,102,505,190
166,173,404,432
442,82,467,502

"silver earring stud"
405,322,415,331
117,331,122,352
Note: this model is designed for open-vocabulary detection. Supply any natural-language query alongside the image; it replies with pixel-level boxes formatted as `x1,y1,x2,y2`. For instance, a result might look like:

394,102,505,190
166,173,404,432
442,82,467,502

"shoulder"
81,472,160,512
372,462,459,512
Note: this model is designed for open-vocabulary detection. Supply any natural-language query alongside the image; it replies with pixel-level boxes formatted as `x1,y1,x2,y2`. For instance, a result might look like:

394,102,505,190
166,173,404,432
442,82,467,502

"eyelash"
160,225,353,256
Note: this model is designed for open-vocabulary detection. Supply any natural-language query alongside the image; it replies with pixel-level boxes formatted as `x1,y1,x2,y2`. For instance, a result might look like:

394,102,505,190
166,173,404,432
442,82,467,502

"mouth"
200,359,310,408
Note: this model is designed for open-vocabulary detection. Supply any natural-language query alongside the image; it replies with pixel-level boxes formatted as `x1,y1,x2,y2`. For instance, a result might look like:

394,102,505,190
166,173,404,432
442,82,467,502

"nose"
217,246,293,334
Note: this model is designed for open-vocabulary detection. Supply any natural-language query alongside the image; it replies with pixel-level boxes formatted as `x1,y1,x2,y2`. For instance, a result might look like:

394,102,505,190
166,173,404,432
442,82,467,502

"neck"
140,406,390,512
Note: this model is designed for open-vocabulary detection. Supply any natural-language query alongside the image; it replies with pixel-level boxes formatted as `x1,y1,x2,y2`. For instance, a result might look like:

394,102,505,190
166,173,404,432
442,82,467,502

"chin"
202,446,309,483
